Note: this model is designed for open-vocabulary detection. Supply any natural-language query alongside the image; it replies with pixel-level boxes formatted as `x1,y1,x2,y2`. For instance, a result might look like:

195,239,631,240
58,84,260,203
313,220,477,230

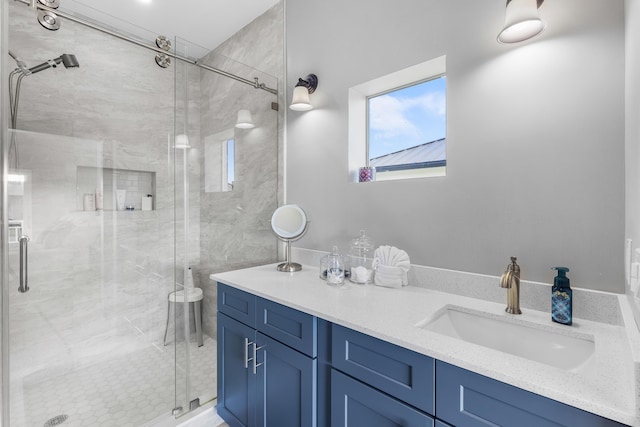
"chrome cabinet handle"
252,343,265,375
244,338,265,374
244,338,251,369
18,235,29,293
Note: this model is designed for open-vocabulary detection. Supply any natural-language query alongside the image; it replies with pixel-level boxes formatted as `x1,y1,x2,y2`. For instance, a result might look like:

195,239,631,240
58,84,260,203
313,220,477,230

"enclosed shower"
1,0,283,426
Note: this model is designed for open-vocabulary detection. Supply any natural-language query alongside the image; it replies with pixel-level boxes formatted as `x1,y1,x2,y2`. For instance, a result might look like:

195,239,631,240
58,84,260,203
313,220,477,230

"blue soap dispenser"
551,267,572,325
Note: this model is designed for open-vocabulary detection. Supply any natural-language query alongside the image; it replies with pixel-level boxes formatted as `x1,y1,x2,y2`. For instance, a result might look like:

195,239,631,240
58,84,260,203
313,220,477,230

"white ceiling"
60,0,279,58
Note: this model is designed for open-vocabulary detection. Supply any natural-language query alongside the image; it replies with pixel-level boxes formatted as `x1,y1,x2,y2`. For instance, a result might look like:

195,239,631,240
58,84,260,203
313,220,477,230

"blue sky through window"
227,139,235,186
368,76,446,160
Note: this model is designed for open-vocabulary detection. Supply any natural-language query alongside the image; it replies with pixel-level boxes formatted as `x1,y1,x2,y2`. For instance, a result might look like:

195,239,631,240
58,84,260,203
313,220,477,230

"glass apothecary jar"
349,230,375,284
322,246,347,286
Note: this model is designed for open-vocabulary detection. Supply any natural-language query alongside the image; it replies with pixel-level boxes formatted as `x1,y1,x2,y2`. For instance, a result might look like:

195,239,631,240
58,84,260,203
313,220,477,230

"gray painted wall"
285,0,625,292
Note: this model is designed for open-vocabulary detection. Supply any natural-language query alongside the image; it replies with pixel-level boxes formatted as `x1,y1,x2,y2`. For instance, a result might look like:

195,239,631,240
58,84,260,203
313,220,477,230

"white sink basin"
416,305,595,371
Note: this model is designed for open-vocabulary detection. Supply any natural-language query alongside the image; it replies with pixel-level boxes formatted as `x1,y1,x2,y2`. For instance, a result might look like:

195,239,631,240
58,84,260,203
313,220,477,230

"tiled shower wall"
197,2,285,337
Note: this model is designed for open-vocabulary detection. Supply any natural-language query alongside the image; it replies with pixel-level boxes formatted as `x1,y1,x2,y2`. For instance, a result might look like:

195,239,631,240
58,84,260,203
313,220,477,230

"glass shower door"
170,35,281,415
4,130,182,427
3,2,180,425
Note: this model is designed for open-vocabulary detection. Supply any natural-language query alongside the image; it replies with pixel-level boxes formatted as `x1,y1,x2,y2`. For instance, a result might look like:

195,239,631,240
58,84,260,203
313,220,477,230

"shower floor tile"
11,336,216,427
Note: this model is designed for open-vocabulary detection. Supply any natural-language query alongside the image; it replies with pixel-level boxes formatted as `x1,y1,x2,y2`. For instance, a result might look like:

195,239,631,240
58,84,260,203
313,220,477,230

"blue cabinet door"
255,332,317,427
331,369,434,427
217,313,256,427
436,361,628,427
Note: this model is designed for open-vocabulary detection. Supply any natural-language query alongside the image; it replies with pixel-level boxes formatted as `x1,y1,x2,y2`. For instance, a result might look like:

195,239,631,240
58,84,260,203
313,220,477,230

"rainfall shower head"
28,53,79,74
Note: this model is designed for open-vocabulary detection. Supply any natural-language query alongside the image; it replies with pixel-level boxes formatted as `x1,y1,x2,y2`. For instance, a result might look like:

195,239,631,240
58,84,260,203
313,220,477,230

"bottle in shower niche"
83,193,95,211
551,267,572,325
95,189,103,210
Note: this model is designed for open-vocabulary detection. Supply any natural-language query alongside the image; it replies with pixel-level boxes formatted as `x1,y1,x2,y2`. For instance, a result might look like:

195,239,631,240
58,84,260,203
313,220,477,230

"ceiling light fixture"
289,74,318,111
497,0,545,44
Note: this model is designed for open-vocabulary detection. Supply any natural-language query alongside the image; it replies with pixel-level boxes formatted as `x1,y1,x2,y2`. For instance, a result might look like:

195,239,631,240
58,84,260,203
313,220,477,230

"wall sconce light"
175,133,190,149
235,109,255,129
289,74,318,111
497,0,545,44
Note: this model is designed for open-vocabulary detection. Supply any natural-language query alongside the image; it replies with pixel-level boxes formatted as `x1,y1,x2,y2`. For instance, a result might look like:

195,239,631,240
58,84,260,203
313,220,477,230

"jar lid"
326,245,344,263
349,230,374,255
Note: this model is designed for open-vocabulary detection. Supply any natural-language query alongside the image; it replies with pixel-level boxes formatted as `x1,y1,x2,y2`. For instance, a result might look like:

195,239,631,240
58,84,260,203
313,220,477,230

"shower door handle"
18,235,29,293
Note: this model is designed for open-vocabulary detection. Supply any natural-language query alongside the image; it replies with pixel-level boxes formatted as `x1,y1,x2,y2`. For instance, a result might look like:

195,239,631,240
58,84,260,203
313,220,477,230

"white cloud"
369,94,420,140
369,91,445,140
409,92,446,117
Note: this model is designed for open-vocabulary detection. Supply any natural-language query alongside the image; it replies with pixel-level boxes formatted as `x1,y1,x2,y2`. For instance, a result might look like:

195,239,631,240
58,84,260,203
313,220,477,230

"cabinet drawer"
436,361,627,427
256,297,317,357
218,283,256,328
332,324,435,415
331,369,434,427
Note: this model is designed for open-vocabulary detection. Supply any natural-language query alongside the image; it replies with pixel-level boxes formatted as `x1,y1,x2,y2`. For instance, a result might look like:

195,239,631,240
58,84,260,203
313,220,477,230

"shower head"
60,54,79,68
28,53,79,74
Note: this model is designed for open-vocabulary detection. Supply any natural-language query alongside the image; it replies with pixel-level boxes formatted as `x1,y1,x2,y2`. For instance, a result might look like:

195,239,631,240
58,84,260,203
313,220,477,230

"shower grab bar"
18,235,29,293
14,0,279,96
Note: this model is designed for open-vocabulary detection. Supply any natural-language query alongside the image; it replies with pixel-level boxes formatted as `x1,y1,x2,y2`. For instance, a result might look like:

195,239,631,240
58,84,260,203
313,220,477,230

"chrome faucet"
500,257,521,314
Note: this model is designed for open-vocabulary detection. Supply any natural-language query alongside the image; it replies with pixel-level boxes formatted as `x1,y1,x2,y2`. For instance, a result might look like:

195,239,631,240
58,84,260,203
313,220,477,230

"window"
205,129,235,192
368,76,446,180
348,56,446,182
226,139,235,190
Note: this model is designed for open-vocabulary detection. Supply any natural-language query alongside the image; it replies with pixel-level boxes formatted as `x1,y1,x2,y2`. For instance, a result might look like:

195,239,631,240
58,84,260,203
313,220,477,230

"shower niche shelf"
77,166,156,212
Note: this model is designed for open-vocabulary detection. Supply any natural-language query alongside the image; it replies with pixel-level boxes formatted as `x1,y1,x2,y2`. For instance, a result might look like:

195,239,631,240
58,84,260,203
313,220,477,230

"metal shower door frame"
1,0,12,424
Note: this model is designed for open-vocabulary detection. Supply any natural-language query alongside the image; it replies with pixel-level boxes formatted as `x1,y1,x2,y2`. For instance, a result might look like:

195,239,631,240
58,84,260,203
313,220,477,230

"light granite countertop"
211,263,640,426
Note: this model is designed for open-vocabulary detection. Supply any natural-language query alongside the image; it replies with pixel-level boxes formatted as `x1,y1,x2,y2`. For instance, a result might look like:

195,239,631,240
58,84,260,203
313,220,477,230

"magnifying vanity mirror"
271,204,309,272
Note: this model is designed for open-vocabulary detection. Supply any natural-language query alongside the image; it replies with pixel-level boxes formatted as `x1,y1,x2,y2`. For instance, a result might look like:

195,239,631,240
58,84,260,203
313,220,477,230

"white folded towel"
374,265,407,288
372,245,410,288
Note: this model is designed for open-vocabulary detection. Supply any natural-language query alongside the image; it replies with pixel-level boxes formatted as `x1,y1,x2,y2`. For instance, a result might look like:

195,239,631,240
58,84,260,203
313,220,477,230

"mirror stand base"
277,262,302,272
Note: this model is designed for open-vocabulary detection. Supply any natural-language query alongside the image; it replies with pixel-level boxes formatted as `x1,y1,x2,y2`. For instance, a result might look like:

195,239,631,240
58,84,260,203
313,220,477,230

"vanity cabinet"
217,282,629,427
217,283,318,427
436,361,627,427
